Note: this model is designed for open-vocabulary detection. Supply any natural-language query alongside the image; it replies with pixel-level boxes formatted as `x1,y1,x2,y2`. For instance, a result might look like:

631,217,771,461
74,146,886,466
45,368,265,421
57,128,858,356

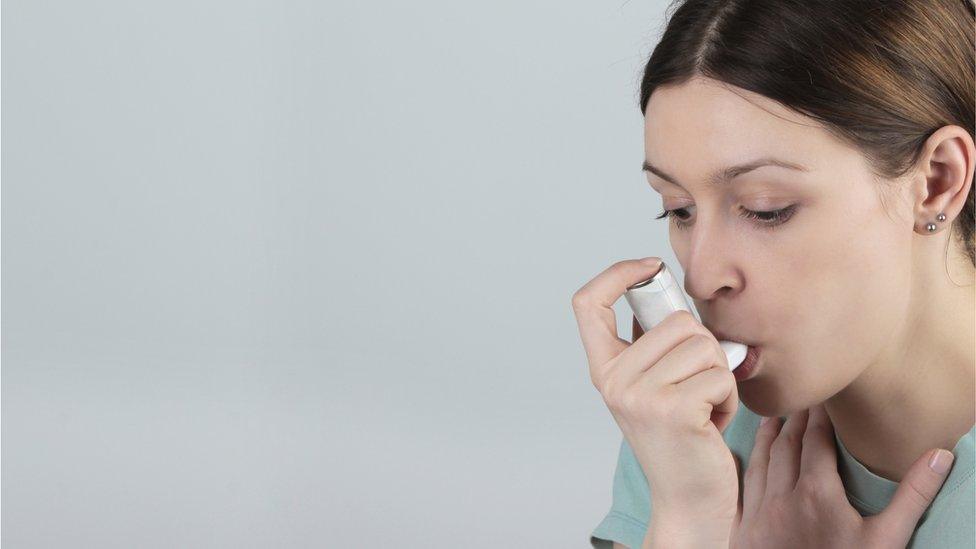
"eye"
654,207,691,222
654,204,797,230
654,207,694,229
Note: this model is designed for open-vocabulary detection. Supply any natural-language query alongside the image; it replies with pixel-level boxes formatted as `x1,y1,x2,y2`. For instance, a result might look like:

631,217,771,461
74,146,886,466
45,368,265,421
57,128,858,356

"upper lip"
706,327,757,347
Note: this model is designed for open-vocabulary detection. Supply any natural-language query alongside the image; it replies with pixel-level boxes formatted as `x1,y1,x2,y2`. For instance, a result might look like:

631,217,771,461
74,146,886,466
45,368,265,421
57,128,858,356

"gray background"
2,1,680,546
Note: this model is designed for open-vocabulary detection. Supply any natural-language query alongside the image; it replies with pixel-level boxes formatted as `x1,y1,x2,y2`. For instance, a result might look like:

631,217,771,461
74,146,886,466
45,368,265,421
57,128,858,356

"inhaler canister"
624,262,748,371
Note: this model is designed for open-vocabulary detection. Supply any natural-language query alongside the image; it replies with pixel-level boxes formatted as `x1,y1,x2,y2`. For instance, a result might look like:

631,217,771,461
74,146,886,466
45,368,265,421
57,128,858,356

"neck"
825,239,976,482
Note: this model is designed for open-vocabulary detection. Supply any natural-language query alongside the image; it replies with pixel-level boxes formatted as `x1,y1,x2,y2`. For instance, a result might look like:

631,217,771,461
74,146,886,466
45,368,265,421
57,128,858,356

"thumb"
867,448,954,545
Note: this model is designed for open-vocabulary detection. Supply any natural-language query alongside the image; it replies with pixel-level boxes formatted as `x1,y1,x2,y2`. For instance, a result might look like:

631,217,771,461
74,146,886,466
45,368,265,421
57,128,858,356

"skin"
641,75,975,484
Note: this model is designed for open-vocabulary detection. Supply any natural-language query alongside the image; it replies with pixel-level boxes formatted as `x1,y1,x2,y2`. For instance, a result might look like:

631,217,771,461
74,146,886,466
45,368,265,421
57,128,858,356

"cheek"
767,188,912,383
809,189,910,331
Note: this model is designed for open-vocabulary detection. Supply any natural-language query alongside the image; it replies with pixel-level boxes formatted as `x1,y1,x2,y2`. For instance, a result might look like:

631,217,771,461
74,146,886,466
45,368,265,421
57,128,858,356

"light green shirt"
591,404,975,548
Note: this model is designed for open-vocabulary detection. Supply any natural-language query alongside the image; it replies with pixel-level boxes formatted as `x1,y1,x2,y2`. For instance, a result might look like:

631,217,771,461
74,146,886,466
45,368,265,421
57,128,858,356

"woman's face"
643,75,916,417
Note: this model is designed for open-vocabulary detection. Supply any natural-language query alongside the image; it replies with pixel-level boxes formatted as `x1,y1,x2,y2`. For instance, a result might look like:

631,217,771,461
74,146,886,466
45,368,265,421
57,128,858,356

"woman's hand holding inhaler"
572,257,744,548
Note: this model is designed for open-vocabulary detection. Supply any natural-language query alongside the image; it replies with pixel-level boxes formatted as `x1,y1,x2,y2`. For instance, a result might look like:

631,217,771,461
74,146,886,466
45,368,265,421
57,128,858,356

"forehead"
644,76,843,171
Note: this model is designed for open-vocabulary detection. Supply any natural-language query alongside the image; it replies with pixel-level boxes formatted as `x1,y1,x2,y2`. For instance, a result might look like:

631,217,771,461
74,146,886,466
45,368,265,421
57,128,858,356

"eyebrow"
641,157,811,189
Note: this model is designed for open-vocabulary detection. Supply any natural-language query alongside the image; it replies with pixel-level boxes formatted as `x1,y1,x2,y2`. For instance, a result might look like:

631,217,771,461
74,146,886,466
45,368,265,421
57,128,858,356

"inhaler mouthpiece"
624,262,748,371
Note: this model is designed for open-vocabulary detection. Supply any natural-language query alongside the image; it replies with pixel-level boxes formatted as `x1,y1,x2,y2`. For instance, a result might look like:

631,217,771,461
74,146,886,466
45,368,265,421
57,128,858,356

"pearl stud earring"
936,212,947,222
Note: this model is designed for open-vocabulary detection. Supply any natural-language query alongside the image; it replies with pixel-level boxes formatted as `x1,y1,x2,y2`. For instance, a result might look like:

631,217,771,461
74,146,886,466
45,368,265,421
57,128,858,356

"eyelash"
654,204,798,230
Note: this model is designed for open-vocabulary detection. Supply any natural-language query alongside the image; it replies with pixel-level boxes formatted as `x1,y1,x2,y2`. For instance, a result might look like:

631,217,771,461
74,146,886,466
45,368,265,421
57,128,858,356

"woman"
572,0,975,547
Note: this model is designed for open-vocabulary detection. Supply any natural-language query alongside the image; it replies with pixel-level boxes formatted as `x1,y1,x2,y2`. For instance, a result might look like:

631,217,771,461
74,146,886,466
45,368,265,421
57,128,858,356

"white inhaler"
624,261,748,371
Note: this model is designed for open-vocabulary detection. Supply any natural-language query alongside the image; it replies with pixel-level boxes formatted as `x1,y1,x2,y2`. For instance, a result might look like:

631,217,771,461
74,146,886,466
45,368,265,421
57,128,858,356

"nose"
680,218,744,302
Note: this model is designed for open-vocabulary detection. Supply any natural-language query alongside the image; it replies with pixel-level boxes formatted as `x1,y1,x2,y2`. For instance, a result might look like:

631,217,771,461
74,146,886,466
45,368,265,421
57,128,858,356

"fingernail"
928,449,954,474
760,416,770,425
640,257,660,266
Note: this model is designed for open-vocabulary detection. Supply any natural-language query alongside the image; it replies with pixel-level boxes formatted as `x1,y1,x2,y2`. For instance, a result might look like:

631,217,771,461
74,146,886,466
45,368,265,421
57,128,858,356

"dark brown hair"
640,0,976,265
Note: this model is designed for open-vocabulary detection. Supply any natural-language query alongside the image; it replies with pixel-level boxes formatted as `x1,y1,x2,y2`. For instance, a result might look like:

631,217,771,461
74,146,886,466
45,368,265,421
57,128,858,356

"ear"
631,314,645,343
911,125,975,235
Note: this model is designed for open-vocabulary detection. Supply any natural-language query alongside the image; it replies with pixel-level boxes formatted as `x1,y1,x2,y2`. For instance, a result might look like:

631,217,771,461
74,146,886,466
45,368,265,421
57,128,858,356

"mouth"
703,326,762,379
733,345,762,381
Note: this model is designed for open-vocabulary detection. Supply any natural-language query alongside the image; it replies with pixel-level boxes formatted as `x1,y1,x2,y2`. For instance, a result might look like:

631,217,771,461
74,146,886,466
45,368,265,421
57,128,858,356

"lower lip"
733,345,761,381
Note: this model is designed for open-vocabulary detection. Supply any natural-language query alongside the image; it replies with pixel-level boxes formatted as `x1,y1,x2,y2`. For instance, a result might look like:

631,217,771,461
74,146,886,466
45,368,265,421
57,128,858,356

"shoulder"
913,441,975,545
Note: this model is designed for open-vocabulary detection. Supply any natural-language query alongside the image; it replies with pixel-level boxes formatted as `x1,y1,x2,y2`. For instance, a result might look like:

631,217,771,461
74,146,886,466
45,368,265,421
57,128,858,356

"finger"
866,448,955,547
633,321,723,386
657,329,728,385
572,258,663,369
743,414,782,519
765,408,810,498
799,403,840,479
667,364,739,431
606,310,712,392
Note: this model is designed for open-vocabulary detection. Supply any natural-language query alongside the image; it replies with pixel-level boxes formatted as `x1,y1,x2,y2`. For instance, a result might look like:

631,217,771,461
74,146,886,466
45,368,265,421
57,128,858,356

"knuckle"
784,430,800,445
743,463,763,483
610,389,660,420
723,369,737,392
600,375,623,406
589,368,607,391
663,309,697,330
674,309,698,326
714,362,735,382
602,380,647,418
703,364,725,383
775,429,801,448
686,333,715,356
902,478,936,508
769,437,791,457
607,260,631,278
802,425,829,447
802,424,821,440
570,289,593,312
795,476,829,506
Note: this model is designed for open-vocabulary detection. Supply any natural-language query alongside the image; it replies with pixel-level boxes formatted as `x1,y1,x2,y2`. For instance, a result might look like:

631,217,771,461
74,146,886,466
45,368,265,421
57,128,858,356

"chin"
738,379,796,418
739,395,777,418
